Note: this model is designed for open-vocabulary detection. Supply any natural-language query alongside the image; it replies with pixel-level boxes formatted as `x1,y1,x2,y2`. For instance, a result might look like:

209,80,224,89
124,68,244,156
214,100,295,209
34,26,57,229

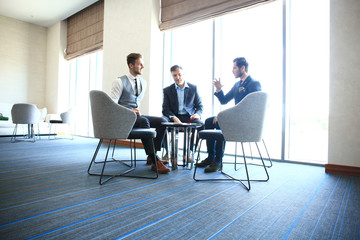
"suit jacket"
214,75,261,105
162,82,203,119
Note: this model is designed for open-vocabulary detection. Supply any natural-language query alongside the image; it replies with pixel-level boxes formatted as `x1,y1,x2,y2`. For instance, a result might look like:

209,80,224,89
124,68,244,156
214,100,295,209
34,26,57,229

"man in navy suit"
195,57,262,172
162,65,204,159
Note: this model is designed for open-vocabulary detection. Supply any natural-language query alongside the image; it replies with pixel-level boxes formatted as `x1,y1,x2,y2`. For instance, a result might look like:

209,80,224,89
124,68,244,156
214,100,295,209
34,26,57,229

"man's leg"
133,116,169,173
133,116,153,156
143,115,168,152
204,119,223,172
195,116,216,167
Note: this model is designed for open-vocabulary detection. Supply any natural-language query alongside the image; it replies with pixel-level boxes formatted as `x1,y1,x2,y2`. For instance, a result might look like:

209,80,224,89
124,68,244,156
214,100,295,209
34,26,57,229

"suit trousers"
204,116,225,163
133,115,168,157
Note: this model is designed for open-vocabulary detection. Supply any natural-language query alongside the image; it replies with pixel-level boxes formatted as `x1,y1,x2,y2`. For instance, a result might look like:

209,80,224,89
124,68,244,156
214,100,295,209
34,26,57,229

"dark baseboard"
325,164,360,176
103,139,144,149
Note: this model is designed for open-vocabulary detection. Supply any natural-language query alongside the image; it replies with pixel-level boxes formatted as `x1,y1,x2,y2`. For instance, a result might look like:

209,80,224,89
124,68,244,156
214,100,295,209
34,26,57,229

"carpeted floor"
0,137,359,239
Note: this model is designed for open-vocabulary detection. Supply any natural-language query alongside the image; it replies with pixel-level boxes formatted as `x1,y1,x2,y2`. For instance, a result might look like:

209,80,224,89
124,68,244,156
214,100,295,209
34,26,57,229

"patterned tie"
134,78,139,97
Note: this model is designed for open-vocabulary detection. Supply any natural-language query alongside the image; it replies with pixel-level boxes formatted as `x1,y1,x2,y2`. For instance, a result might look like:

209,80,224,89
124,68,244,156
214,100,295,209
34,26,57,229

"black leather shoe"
195,158,212,168
204,161,221,173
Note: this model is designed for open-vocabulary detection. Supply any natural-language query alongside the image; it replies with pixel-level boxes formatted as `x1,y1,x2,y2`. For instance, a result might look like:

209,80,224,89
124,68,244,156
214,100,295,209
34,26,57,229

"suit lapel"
170,84,179,109
184,87,189,105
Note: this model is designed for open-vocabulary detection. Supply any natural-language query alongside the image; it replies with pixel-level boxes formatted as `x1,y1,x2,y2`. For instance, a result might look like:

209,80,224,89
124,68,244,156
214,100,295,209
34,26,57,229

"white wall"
103,0,163,116
329,0,360,168
0,15,47,107
46,21,69,114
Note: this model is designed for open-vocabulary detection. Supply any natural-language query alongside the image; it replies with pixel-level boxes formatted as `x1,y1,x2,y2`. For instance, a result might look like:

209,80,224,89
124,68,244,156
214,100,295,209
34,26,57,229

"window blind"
65,0,104,60
160,0,275,31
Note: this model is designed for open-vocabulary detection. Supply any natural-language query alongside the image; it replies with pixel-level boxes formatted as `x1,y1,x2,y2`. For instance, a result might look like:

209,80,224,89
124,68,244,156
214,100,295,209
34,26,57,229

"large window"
68,51,103,137
163,0,329,164
163,19,214,118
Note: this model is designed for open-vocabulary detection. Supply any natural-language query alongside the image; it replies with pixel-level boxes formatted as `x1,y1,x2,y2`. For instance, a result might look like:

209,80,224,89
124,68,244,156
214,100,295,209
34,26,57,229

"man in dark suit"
162,65,204,159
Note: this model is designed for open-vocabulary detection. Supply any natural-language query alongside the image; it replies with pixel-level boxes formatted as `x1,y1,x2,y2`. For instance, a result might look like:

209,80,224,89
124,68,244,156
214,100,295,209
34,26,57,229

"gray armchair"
193,92,271,191
48,108,73,139
11,103,40,142
88,90,158,185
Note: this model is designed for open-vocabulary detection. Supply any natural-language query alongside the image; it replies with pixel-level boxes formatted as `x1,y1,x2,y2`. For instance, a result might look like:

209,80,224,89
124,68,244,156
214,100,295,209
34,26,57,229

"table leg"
185,127,192,169
171,127,178,170
166,127,170,164
183,129,187,166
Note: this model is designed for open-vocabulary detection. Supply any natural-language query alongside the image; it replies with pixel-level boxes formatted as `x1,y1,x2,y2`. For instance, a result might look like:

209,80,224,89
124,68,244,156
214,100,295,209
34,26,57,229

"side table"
162,122,202,170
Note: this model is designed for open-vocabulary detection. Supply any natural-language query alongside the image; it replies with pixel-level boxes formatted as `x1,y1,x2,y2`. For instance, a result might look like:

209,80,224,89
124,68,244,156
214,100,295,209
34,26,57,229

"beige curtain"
160,0,275,31
65,0,104,60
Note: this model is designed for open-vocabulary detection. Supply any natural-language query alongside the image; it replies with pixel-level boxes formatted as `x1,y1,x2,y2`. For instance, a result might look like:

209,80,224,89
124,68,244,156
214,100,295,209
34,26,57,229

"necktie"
134,78,139,97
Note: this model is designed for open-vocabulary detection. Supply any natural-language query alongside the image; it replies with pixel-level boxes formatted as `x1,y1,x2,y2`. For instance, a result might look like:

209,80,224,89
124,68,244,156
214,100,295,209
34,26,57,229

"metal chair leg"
10,124,18,142
88,137,159,184
193,139,269,191
262,139,272,167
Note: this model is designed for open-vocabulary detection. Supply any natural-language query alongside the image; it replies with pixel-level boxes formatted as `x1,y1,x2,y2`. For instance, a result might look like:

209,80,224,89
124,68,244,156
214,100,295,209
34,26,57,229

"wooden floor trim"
325,164,360,176
103,139,144,149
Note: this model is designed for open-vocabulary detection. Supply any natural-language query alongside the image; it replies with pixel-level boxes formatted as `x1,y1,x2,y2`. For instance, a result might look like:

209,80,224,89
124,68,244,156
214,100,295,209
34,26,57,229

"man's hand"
172,116,182,123
213,78,223,92
133,108,141,116
213,116,218,125
190,113,200,120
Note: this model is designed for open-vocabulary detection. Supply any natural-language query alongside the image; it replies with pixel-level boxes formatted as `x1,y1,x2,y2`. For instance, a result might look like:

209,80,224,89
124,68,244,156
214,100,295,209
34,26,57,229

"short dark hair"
233,57,249,72
170,65,183,72
127,53,142,66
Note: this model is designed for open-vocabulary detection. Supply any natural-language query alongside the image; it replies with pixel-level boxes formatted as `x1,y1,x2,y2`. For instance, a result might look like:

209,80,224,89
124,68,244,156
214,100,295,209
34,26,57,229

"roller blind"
65,0,104,60
160,0,275,31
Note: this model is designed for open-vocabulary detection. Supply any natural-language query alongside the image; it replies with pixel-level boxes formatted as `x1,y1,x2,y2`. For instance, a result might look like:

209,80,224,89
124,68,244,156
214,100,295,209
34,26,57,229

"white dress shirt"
110,74,142,102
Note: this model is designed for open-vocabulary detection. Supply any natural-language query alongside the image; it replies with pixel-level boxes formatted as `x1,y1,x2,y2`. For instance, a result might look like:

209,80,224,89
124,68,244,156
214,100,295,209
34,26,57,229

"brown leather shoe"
151,160,170,173
147,157,169,165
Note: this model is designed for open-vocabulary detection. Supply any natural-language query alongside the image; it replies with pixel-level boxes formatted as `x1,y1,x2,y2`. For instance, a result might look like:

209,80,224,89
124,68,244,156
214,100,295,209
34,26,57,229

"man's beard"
134,69,142,75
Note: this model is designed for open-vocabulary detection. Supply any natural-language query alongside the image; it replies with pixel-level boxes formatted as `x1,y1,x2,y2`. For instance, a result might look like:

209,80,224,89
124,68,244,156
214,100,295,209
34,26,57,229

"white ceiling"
0,0,98,27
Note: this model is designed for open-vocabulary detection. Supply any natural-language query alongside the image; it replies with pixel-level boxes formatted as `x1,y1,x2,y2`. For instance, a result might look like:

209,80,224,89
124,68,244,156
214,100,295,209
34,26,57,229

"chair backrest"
89,90,137,139
217,91,268,142
11,103,40,125
60,108,73,123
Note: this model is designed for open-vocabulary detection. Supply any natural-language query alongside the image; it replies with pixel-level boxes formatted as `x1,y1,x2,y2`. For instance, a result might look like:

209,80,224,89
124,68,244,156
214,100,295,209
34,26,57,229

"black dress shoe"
204,161,221,173
195,158,213,167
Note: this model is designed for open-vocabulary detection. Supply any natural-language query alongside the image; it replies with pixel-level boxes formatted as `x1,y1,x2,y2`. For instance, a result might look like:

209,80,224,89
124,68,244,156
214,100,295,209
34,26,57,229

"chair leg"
193,140,269,191
31,124,36,142
193,139,203,181
88,139,103,174
48,123,57,140
255,142,270,181
111,140,133,168
48,123,52,139
88,138,159,183
98,140,114,185
235,141,272,169
67,123,74,140
262,139,272,167
120,139,159,179
11,124,18,142
87,139,120,185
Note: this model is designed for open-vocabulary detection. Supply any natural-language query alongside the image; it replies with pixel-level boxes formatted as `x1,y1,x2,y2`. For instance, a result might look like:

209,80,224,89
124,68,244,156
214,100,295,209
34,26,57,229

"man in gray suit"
111,53,170,173
162,65,204,159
